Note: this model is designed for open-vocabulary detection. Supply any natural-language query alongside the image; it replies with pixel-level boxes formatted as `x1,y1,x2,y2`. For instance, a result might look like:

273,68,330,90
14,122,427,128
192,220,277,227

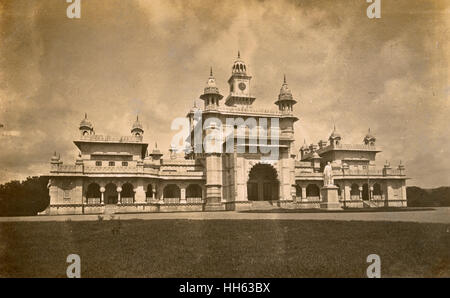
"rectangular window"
95,161,102,166
122,161,128,166
109,161,115,166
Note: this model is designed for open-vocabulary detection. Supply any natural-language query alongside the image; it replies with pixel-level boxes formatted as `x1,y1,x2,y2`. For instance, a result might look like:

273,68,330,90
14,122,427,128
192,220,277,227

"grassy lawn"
0,219,449,277
242,207,435,214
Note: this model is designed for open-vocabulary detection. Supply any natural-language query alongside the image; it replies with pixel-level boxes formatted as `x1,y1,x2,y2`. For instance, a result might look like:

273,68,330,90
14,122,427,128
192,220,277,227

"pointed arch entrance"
247,163,279,201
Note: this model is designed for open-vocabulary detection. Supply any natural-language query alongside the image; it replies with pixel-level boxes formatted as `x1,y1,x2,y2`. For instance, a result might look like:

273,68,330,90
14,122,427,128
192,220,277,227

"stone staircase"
104,204,117,214
363,200,378,208
251,201,277,210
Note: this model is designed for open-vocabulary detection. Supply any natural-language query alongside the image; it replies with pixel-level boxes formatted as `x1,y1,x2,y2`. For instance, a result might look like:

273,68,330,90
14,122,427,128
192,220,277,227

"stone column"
134,181,146,203
100,187,105,205
159,185,164,204
152,187,156,201
369,186,374,201
180,185,186,204
359,186,363,200
301,186,307,202
205,153,224,211
117,186,122,205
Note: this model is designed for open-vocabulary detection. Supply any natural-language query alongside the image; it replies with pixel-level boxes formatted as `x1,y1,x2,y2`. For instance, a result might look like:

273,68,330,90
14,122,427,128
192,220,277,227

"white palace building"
42,53,408,215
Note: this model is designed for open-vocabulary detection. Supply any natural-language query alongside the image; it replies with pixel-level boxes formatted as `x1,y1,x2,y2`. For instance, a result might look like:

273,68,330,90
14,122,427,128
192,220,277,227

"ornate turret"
75,151,83,165
364,128,376,145
329,125,342,146
149,142,163,161
225,52,255,106
131,115,144,137
299,139,309,159
232,51,247,75
275,75,297,112
50,151,60,171
200,67,223,109
79,113,94,136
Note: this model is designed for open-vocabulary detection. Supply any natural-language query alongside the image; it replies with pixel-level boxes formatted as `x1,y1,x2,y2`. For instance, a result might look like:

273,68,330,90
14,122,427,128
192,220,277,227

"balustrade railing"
186,197,203,204
121,197,134,204
164,197,180,204
86,197,101,204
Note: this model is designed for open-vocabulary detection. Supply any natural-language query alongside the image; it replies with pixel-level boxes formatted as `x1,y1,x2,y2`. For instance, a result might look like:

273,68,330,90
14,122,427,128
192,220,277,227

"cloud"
0,0,448,188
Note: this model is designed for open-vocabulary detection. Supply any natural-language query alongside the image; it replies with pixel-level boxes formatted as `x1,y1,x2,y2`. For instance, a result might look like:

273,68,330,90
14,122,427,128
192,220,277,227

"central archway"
247,163,279,201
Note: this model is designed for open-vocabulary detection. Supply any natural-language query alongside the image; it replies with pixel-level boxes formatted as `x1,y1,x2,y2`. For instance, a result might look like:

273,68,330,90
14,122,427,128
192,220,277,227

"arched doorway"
186,184,203,203
105,183,118,204
295,185,302,198
373,183,382,199
163,184,180,204
362,183,369,201
86,183,101,204
121,183,135,204
146,184,153,201
306,184,320,200
350,184,360,200
335,184,342,197
247,164,279,201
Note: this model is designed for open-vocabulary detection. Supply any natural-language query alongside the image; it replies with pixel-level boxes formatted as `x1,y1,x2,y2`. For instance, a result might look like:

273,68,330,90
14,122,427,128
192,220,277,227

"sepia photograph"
0,0,449,285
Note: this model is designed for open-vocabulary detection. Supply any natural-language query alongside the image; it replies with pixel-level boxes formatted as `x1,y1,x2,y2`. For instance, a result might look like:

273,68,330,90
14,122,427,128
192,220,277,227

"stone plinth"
320,185,342,210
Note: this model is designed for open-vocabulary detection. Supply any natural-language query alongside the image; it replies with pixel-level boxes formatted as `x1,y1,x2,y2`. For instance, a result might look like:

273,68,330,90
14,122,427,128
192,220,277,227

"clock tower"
225,51,256,107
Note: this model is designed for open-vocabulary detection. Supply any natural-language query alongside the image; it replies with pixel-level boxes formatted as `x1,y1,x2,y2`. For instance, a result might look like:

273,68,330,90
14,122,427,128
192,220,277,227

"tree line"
0,176,448,216
0,176,50,216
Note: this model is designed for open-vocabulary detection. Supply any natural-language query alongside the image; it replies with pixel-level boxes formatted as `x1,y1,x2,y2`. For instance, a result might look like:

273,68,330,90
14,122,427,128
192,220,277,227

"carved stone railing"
84,166,140,173
164,197,180,204
186,197,203,204
86,197,101,204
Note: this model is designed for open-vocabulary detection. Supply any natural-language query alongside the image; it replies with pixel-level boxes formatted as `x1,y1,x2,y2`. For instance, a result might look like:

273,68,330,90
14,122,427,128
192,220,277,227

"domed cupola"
364,128,376,145
275,75,297,112
131,115,144,137
232,51,247,75
299,139,310,159
329,125,342,146
200,67,223,109
79,113,94,136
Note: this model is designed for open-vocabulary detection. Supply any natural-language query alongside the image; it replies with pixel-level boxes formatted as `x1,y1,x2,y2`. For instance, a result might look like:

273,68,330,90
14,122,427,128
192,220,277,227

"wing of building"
42,53,408,215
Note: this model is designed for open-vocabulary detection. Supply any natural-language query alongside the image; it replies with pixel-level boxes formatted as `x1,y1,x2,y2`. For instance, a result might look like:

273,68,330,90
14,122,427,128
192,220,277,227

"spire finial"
136,115,139,121
238,50,240,59
155,142,158,149
85,113,87,119
283,74,287,84
210,66,213,77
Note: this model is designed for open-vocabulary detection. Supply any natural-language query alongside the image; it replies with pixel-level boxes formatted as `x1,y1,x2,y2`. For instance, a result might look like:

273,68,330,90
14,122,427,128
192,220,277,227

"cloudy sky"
0,0,448,188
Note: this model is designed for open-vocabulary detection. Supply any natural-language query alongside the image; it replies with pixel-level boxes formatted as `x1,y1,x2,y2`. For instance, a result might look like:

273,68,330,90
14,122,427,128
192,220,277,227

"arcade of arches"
295,182,384,201
84,181,205,204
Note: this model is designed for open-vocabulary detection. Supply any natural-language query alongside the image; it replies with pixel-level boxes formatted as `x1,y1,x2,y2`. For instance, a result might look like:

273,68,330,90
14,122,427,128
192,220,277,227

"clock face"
238,82,246,91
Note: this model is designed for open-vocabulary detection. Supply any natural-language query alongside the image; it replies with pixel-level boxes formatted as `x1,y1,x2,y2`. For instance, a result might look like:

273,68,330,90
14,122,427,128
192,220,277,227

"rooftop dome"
365,128,375,140
300,139,308,150
312,152,321,159
232,51,247,75
79,113,93,129
329,125,341,140
202,67,222,97
132,115,143,131
278,75,294,101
